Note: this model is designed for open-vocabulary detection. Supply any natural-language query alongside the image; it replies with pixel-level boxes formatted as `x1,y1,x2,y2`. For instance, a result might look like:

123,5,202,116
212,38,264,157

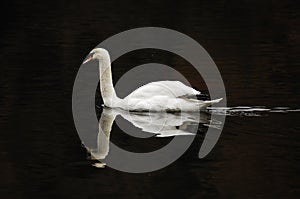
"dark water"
1,0,300,198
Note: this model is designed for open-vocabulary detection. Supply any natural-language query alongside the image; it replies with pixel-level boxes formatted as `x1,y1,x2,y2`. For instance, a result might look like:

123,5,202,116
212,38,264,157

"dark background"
0,0,300,198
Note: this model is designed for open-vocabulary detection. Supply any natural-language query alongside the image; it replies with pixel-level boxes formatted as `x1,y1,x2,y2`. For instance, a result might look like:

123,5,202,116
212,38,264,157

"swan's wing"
124,81,200,100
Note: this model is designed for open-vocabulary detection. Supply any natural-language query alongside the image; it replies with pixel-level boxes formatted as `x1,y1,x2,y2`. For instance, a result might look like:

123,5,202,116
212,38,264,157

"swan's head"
82,48,110,64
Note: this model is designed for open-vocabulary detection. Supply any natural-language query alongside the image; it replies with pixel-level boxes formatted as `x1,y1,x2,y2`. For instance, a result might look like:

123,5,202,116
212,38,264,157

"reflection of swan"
83,48,222,112
88,108,220,161
89,108,115,160
114,108,211,137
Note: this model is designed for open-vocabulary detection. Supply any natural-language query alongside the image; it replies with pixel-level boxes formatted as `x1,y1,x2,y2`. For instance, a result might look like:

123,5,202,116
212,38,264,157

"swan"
83,48,222,112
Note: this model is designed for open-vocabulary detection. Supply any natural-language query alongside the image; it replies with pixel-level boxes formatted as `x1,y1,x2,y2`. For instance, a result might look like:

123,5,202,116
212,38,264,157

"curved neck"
98,58,120,107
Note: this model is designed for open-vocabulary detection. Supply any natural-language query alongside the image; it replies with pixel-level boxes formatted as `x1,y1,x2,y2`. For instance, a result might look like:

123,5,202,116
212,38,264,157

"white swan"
83,48,222,112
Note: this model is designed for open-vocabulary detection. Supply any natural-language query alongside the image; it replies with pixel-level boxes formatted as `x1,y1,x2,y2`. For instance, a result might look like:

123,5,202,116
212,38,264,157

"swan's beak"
82,56,93,64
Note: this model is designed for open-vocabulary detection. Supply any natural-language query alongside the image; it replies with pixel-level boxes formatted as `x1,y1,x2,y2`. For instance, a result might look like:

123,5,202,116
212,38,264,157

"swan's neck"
99,58,120,107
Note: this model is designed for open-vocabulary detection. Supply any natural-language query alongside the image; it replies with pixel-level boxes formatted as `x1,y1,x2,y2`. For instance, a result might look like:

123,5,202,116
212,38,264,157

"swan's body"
83,48,222,112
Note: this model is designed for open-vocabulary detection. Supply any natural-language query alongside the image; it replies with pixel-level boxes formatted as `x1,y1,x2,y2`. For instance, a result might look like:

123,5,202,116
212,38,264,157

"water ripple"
207,106,300,116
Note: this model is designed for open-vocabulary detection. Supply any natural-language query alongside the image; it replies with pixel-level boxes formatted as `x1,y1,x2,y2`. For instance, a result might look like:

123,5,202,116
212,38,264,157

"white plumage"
83,48,222,112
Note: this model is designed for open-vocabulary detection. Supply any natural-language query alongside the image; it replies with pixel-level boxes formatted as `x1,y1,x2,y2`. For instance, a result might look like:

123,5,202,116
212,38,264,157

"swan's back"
124,81,200,100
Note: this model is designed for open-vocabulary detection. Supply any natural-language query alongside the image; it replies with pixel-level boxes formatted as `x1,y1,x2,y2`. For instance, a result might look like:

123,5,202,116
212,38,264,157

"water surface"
0,0,300,198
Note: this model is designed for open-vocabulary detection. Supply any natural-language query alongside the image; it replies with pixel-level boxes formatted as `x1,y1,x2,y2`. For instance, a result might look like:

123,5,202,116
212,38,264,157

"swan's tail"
199,98,223,110
203,98,223,105
181,97,223,111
